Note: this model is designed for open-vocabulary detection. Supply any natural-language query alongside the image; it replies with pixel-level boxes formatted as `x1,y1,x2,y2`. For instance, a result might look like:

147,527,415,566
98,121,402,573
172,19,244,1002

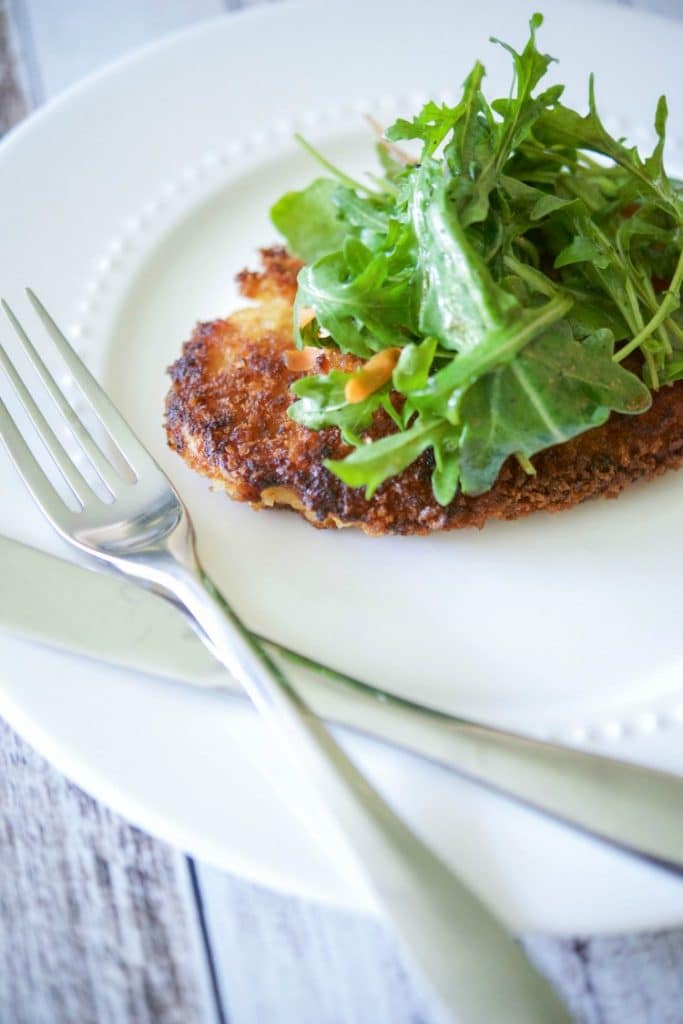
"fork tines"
0,292,141,516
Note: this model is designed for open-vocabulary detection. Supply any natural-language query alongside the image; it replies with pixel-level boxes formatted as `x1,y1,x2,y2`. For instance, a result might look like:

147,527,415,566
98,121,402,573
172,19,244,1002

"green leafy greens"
271,14,682,504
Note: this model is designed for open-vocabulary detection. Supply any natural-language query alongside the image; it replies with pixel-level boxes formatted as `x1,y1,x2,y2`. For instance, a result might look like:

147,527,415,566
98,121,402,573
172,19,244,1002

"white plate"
2,0,683,934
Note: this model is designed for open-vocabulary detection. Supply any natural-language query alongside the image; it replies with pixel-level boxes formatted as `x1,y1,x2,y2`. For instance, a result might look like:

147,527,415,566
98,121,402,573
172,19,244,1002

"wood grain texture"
197,863,683,1024
0,0,30,132
617,0,683,16
525,933,683,1024
198,864,434,1024
15,0,227,98
0,719,218,1024
10,0,286,103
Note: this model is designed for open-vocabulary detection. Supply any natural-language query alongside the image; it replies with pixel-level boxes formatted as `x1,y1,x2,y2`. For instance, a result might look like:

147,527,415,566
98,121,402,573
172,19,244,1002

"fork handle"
164,561,572,1024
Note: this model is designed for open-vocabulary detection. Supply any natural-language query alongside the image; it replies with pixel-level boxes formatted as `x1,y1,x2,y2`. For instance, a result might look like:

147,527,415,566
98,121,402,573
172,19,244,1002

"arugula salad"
271,14,683,505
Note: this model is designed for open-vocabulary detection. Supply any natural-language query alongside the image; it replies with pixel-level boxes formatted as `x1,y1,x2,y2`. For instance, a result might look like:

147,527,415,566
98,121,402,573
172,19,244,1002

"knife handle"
273,650,683,874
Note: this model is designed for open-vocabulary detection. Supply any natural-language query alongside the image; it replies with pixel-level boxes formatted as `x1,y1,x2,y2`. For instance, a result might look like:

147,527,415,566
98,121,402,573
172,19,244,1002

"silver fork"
0,292,573,1023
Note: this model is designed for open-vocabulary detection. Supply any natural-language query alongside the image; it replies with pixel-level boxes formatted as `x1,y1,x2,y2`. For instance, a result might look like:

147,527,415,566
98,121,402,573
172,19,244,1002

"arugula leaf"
408,291,574,421
393,337,438,393
325,418,449,498
446,15,563,229
458,326,651,493
289,371,392,446
333,186,392,244
489,13,562,169
441,62,495,228
554,235,610,270
663,356,683,383
411,159,515,350
295,241,417,357
431,437,461,505
386,99,464,157
534,79,681,217
271,179,346,263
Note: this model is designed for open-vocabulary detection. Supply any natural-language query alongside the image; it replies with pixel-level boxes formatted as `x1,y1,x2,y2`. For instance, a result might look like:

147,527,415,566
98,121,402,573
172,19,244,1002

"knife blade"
2,533,683,874
0,533,229,687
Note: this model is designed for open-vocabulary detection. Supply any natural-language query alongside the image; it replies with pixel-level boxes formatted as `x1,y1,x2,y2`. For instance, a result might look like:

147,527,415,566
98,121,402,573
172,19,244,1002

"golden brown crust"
165,246,683,536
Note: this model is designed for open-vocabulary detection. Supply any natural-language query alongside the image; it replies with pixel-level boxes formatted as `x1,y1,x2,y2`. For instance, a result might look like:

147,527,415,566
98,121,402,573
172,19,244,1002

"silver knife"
2,533,682,874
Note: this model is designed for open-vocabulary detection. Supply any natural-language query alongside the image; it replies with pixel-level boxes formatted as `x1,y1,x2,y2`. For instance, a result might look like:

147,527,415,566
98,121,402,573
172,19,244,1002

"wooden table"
1,1,683,1021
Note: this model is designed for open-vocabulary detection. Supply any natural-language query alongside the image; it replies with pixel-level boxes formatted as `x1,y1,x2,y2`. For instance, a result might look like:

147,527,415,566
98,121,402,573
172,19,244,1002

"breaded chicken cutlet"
164,247,683,536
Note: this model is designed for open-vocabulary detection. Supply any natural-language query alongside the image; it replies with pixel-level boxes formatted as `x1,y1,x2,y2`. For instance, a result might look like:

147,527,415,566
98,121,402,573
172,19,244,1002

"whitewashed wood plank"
196,863,434,1024
198,862,683,1024
17,0,227,99
0,0,31,130
0,719,219,1024
524,933,683,1024
621,0,683,19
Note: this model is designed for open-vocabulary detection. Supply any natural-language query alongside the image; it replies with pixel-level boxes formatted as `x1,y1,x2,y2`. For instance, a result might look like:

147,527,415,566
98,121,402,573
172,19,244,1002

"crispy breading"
165,247,683,535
